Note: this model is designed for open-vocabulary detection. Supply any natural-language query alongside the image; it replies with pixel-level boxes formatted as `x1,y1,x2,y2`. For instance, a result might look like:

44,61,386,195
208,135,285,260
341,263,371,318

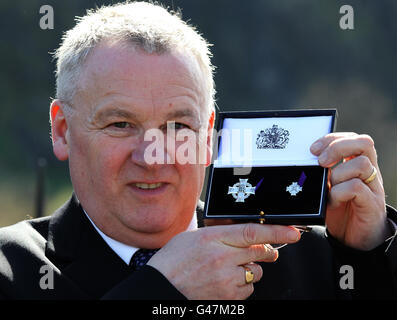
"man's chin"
123,206,181,232
125,220,185,249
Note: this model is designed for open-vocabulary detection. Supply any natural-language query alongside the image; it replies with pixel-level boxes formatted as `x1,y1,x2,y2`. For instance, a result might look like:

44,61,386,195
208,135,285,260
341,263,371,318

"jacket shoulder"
0,217,51,272
0,217,52,299
0,216,50,248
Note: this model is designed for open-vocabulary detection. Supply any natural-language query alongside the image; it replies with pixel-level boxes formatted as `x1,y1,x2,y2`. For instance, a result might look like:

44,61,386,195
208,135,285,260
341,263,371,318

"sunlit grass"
0,178,73,228
0,181,34,227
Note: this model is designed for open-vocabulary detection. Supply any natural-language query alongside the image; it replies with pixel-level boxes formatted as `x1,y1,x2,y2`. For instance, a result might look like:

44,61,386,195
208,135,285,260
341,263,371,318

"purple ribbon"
255,178,264,191
255,171,306,191
298,172,307,187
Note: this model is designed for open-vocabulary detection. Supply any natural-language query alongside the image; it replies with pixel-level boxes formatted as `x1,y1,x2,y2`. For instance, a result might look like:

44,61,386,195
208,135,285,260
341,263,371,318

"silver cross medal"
286,172,307,196
228,179,256,202
286,182,302,196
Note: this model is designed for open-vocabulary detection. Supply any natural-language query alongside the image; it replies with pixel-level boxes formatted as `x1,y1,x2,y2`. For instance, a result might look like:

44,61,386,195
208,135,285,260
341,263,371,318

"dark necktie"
129,248,159,271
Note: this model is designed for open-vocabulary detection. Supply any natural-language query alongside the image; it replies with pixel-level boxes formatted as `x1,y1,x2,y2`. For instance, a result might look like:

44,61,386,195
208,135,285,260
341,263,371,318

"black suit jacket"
0,194,396,299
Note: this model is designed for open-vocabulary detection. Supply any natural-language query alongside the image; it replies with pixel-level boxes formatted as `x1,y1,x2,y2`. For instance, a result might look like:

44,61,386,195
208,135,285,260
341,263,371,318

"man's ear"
205,110,215,167
50,100,69,161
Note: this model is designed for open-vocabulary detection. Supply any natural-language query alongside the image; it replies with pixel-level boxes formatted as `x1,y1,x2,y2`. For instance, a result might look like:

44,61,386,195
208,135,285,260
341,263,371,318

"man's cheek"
178,163,203,192
172,130,201,164
95,157,122,188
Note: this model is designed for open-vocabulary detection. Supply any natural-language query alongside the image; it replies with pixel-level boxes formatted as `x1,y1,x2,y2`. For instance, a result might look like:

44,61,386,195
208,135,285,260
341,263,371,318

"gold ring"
244,266,254,284
364,166,377,184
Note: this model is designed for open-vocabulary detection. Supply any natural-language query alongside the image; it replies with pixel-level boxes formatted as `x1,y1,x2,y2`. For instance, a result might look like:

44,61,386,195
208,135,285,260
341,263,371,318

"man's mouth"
134,182,164,190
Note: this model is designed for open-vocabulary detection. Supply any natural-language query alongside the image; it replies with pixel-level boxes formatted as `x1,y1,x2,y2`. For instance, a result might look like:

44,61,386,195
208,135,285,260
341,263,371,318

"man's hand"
311,132,391,251
148,223,301,300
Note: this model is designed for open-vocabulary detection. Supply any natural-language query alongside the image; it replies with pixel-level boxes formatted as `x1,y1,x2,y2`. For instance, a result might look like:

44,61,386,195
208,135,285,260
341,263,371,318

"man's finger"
314,134,378,168
310,132,357,155
231,243,279,265
237,263,263,287
219,223,301,248
330,155,382,194
327,178,374,210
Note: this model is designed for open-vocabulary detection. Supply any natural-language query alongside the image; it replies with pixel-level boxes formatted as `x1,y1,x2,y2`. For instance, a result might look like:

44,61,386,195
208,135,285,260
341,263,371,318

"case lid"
215,115,334,167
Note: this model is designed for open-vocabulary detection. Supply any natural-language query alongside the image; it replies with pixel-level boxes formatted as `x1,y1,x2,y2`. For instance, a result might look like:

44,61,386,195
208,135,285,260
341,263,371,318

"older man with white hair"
0,1,396,300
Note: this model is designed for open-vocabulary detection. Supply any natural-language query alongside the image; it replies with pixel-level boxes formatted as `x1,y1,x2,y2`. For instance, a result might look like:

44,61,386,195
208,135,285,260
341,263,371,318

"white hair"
53,1,216,117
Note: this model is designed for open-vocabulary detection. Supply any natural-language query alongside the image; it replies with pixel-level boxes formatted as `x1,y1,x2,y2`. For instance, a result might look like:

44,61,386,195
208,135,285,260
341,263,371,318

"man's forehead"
70,41,208,124
74,42,205,106
81,42,198,85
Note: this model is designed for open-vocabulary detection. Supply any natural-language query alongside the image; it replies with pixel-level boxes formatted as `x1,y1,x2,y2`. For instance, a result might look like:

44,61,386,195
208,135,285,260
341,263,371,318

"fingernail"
272,249,279,261
311,141,322,154
318,151,329,165
288,230,300,241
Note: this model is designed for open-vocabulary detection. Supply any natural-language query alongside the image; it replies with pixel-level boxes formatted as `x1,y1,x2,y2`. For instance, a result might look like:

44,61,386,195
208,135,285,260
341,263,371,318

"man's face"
52,43,213,248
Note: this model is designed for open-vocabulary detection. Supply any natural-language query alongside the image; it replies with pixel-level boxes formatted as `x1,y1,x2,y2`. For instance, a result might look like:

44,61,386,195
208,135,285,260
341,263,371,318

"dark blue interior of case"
206,165,324,216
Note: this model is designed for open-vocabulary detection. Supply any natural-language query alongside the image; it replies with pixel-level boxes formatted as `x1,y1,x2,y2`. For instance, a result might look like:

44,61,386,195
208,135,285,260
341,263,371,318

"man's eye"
168,122,190,130
112,122,130,129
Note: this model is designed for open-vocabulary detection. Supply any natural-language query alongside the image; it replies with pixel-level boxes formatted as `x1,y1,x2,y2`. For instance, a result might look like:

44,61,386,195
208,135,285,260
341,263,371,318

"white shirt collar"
83,209,198,265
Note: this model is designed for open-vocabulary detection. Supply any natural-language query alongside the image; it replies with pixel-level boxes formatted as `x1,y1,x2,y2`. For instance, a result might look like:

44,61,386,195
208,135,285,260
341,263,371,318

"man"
0,1,396,300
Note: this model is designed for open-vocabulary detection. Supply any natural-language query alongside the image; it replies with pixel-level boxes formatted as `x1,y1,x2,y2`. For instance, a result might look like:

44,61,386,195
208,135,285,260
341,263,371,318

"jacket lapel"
45,194,132,299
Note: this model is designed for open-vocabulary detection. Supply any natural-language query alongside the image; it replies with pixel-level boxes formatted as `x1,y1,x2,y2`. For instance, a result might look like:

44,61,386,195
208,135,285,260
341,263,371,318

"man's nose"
131,129,172,167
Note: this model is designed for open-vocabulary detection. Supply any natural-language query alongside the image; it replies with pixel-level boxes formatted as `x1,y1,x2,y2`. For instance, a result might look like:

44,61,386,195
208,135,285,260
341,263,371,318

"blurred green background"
1,0,397,227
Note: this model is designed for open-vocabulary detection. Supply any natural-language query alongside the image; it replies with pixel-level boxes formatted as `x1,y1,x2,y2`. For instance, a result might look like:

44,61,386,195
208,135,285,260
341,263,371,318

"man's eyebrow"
165,109,199,120
93,108,137,122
